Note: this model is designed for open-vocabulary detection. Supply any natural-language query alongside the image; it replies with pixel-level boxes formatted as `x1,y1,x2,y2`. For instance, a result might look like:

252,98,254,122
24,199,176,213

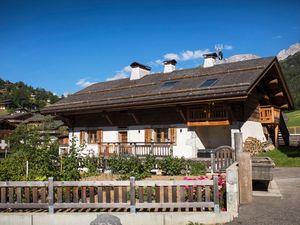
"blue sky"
0,0,300,96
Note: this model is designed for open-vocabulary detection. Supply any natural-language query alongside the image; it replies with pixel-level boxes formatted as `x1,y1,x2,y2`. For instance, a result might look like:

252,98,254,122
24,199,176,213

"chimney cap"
203,53,218,59
163,59,177,65
130,62,151,71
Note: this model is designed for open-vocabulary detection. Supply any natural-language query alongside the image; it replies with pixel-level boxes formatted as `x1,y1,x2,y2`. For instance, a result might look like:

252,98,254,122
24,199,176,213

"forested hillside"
0,79,61,112
280,52,300,109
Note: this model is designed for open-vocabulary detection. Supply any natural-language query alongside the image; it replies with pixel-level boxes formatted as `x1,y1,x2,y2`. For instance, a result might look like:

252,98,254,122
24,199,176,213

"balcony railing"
259,106,280,124
187,106,229,126
99,142,173,158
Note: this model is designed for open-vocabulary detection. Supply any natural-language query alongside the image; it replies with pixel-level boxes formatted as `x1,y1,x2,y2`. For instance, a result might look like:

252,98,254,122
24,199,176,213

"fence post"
48,177,54,214
234,132,243,160
226,162,239,217
210,150,215,173
130,177,136,213
213,175,220,213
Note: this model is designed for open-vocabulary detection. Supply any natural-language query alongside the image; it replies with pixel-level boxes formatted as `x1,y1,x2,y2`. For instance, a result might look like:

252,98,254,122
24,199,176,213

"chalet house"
42,55,294,158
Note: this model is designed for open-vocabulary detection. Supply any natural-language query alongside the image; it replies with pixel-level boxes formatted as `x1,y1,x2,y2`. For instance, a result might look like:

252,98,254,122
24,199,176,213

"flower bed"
184,174,227,211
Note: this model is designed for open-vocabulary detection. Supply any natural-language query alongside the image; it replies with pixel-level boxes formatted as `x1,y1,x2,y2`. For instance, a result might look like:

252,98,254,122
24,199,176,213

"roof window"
200,79,218,88
160,81,178,89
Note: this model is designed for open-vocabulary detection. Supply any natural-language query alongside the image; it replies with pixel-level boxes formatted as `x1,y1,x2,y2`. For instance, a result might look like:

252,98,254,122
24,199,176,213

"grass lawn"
260,146,300,167
286,109,300,127
0,109,8,116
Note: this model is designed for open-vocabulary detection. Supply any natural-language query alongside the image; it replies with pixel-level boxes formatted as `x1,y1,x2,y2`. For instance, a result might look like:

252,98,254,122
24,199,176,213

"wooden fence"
210,146,235,172
0,176,220,214
288,126,300,135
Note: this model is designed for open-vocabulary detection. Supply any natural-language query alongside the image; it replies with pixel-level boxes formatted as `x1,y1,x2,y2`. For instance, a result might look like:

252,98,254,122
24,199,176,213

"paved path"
225,167,300,225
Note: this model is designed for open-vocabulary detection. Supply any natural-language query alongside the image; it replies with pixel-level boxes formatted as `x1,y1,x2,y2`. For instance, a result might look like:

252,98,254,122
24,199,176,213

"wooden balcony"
187,106,230,127
99,142,173,158
259,106,280,124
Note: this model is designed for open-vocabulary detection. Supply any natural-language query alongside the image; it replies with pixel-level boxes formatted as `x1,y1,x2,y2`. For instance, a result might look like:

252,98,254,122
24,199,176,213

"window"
160,81,178,89
154,128,169,143
87,130,98,144
145,128,177,145
118,131,128,143
200,79,218,88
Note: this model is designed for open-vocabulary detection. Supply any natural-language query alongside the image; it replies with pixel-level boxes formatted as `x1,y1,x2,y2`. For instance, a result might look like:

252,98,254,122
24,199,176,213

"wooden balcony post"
274,125,279,148
170,143,173,156
116,143,120,156
150,142,154,155
133,143,136,156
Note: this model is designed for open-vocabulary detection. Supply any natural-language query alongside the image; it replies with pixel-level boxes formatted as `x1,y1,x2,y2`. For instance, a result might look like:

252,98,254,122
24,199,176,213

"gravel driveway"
225,167,300,225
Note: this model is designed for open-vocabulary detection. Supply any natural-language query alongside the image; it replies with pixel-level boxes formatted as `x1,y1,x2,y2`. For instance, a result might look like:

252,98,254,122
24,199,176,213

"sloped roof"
42,57,293,114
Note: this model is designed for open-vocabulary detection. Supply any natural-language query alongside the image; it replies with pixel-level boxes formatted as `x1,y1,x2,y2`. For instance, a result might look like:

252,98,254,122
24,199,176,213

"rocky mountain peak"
277,42,300,61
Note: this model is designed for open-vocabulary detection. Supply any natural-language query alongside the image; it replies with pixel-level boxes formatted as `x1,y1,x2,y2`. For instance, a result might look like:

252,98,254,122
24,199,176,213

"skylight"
200,79,218,88
160,81,178,89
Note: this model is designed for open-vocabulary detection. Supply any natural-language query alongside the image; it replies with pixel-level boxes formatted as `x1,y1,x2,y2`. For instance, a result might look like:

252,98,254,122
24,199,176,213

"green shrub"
60,137,80,181
108,155,157,180
0,124,60,181
188,161,207,175
159,156,187,175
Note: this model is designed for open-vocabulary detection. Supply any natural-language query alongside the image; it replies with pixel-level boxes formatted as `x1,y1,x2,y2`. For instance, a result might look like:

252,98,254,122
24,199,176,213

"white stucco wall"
194,126,231,149
172,126,195,158
240,121,266,142
128,126,145,143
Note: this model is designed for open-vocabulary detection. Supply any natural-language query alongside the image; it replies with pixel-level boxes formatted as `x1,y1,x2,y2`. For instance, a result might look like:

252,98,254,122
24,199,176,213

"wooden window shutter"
144,128,152,143
170,128,177,145
79,130,85,145
97,129,103,144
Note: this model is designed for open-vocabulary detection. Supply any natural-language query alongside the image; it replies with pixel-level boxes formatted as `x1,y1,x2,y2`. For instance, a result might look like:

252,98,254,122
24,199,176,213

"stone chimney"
130,62,151,80
203,53,218,68
163,59,177,73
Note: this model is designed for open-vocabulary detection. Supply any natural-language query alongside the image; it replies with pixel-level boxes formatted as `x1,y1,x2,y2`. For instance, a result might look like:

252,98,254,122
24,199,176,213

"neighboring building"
0,119,15,158
42,56,294,158
0,99,14,110
0,113,68,157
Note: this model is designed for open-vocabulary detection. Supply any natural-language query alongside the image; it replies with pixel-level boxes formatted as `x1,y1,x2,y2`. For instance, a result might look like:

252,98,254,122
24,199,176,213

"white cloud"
106,66,131,81
123,65,132,73
273,35,282,39
223,44,234,50
164,53,180,61
163,49,210,61
76,78,96,88
106,72,128,81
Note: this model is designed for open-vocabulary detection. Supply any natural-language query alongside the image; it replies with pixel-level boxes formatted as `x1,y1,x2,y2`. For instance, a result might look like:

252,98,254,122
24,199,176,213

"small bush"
108,155,156,180
188,161,207,175
159,156,187,175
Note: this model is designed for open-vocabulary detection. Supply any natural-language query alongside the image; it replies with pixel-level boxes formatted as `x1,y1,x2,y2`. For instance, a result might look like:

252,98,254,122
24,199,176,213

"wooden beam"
280,104,289,109
263,95,270,100
104,114,113,126
129,112,139,124
274,125,279,148
177,108,186,122
273,92,284,97
268,79,278,85
187,120,230,127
